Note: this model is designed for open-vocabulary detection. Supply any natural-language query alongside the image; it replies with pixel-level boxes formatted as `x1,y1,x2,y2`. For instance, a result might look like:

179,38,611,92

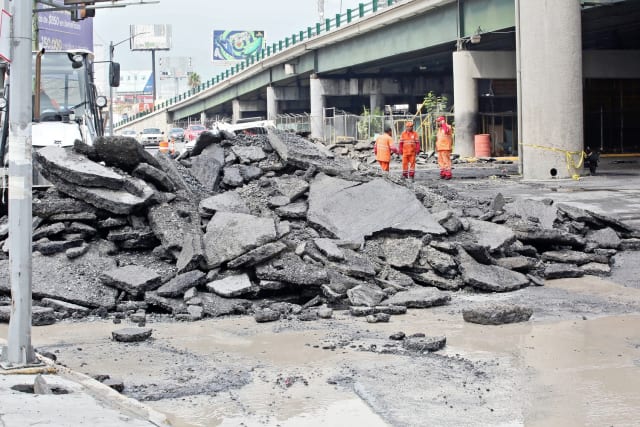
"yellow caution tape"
523,143,585,180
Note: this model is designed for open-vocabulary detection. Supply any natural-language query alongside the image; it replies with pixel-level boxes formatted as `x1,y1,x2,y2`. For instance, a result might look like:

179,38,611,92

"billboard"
37,0,93,51
212,30,265,65
116,70,154,94
130,24,172,51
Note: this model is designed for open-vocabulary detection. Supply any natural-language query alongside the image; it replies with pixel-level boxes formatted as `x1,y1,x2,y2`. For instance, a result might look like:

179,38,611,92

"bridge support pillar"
310,74,326,140
519,0,583,180
232,99,241,124
370,91,386,115
266,86,279,121
453,52,479,158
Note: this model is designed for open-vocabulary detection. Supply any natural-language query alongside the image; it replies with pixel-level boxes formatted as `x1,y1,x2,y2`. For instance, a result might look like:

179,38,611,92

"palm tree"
187,72,201,89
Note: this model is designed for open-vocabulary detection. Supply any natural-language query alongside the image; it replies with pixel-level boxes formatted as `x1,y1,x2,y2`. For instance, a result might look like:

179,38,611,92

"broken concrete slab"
462,304,533,325
255,252,329,286
0,305,56,326
199,192,250,217
232,146,267,163
505,199,558,229
586,227,621,249
461,219,517,253
403,336,446,352
409,270,463,291
457,248,530,292
203,212,277,268
100,265,162,297
34,146,126,190
541,250,606,265
157,270,207,298
421,246,459,277
40,298,90,316
331,248,377,279
176,233,205,274
148,200,200,253
382,237,422,268
93,136,161,172
190,145,225,190
226,241,287,269
0,247,118,309
132,163,176,193
580,262,612,275
275,201,308,219
314,238,345,261
347,284,386,307
514,228,586,249
384,287,452,308
207,273,254,297
112,327,153,343
544,263,584,279
307,174,445,245
273,176,310,202
198,292,252,318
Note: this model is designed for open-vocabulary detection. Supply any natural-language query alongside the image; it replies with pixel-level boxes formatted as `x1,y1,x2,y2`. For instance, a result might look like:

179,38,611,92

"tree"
187,72,201,89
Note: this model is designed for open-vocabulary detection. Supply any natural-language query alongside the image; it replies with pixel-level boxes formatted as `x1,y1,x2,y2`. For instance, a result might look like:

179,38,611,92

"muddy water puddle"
1,277,639,426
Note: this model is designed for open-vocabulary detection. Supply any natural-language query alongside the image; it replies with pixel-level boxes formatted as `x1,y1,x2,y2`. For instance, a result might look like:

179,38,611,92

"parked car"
119,129,138,141
184,124,207,142
139,128,164,146
168,127,185,142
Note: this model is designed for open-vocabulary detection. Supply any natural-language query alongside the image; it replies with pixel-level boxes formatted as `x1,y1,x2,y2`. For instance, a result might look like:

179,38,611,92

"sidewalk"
0,344,170,427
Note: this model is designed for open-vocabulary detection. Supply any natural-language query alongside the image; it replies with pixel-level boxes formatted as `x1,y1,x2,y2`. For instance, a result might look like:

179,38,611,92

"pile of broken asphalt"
1,128,639,342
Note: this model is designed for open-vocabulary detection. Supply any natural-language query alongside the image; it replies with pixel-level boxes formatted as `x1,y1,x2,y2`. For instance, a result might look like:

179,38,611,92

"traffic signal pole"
1,0,36,368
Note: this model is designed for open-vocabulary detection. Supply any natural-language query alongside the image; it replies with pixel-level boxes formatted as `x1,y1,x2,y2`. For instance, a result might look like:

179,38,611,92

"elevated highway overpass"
118,0,640,179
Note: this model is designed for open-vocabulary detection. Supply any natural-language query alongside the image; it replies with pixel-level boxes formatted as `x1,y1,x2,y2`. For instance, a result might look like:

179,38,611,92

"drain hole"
11,384,70,394
550,168,558,177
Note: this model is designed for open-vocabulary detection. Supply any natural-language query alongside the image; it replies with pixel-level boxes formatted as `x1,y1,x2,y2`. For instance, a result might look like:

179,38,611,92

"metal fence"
276,110,454,151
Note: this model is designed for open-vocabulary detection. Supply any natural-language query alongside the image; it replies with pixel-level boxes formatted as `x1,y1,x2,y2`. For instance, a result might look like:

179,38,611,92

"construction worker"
374,127,396,175
435,116,453,179
399,120,420,180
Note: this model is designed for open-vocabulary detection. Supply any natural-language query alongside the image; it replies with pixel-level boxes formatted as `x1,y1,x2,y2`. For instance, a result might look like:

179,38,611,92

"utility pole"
1,0,37,368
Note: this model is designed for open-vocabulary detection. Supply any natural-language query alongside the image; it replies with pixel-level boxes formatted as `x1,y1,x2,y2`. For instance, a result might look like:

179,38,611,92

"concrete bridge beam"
232,99,267,123
520,0,583,180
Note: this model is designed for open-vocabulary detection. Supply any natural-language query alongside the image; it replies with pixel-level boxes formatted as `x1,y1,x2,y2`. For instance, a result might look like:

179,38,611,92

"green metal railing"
116,0,399,127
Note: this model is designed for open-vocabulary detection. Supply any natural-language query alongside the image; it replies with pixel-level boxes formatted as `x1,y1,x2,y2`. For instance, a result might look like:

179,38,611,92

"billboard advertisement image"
212,30,265,65
130,24,172,51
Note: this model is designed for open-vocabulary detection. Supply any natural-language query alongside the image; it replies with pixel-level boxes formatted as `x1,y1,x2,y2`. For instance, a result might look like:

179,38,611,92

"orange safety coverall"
436,127,453,177
374,133,394,172
399,130,420,178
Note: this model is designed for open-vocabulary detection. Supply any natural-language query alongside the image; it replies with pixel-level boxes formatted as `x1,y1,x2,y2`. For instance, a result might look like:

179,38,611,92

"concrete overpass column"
370,91,386,115
200,112,206,126
520,1,583,180
453,51,478,158
266,86,278,121
232,99,241,124
310,74,326,140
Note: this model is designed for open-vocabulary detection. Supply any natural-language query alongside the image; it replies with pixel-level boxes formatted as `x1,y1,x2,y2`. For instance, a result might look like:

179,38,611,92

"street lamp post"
108,32,148,135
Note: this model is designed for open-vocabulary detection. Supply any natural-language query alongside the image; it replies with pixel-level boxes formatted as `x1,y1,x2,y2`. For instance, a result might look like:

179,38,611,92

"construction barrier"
158,140,169,153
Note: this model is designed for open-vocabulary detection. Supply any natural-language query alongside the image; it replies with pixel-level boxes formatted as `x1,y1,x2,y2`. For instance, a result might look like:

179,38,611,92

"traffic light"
70,3,95,21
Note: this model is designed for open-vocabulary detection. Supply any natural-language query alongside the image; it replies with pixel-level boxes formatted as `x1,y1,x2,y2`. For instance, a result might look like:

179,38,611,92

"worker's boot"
439,169,445,179
444,170,452,180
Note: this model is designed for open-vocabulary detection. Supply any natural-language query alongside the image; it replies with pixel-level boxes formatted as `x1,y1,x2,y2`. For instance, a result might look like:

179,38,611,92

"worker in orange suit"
399,120,420,180
435,116,453,179
373,127,396,175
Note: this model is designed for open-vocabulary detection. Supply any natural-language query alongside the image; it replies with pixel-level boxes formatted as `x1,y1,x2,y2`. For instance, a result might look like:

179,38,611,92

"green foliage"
357,106,384,140
421,91,448,114
187,72,202,89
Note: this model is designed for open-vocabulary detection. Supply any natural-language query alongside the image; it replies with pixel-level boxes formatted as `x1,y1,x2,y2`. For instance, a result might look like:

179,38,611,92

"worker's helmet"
405,121,413,127
436,116,446,123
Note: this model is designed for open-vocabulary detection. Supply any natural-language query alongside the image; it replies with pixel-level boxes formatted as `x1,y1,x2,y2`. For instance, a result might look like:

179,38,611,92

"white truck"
0,49,113,186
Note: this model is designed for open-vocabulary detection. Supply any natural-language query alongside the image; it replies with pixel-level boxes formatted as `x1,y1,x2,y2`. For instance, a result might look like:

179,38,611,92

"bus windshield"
33,52,88,119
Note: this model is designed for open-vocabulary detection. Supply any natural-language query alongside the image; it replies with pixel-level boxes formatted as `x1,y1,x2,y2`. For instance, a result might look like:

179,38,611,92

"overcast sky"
93,0,365,80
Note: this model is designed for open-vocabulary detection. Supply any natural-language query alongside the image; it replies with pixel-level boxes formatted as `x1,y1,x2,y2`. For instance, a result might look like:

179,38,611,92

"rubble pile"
0,129,638,328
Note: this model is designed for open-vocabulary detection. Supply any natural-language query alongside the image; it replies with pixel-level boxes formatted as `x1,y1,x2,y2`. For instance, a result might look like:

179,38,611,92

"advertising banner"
212,30,265,65
38,1,93,51
130,24,172,51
